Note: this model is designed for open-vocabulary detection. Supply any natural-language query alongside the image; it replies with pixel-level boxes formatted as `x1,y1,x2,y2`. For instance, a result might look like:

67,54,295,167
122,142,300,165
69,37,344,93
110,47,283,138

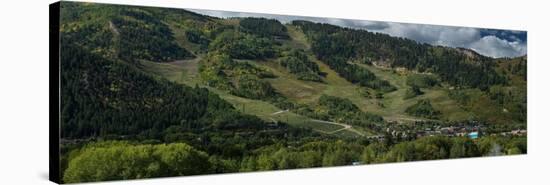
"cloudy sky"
188,9,527,58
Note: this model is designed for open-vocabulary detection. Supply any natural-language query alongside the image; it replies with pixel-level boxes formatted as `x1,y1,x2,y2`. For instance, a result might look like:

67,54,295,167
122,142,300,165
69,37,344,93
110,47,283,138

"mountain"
59,1,526,138
56,2,527,183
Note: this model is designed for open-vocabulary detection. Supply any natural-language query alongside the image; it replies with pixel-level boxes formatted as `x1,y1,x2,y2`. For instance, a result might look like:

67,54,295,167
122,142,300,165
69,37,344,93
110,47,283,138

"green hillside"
70,2,526,134
57,2,526,183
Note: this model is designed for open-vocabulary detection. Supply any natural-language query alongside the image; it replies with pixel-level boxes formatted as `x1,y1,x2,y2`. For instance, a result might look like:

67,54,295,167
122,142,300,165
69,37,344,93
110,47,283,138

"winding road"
269,109,365,137
310,119,350,129
310,119,365,137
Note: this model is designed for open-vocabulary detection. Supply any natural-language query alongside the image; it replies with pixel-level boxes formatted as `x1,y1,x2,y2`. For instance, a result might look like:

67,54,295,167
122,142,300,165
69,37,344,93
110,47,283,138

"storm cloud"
188,9,527,58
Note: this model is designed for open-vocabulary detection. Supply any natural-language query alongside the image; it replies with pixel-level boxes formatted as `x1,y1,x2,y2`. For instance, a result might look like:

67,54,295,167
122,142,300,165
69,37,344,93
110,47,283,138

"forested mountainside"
58,2,526,183
292,21,506,90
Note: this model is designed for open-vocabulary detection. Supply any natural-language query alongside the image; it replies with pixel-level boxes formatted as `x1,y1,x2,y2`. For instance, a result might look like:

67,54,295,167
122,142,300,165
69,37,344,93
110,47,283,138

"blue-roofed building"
468,132,479,139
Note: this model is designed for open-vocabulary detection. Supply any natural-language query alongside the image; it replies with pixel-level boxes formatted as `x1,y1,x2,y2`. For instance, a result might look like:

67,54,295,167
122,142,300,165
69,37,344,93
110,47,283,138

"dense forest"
60,3,193,62
57,2,527,183
292,20,507,90
60,43,283,138
239,17,290,39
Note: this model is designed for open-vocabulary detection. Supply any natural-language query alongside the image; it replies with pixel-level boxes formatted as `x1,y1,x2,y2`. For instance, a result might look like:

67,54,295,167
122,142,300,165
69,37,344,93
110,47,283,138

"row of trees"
63,142,212,183
63,135,527,182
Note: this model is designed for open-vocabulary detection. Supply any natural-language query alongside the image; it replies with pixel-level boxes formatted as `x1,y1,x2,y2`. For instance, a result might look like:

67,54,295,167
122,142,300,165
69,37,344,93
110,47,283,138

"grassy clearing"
331,129,364,138
449,88,522,125
304,120,345,132
209,87,371,135
168,24,202,55
271,25,433,123
267,26,375,109
141,57,360,136
140,57,202,86
282,25,310,50
355,63,473,122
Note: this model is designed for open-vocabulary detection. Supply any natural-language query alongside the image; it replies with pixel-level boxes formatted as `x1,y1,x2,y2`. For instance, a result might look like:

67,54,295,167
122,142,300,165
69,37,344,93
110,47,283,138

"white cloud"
368,23,526,58
469,35,527,58
376,23,480,46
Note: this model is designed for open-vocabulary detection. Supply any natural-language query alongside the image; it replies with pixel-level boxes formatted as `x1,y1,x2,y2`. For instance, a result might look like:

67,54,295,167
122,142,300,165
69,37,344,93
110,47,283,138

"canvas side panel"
49,1,61,184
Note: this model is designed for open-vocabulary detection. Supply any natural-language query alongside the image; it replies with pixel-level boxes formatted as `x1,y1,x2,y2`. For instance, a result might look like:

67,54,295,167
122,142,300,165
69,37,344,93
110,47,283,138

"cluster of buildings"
366,124,486,141
491,129,527,137
375,122,527,141
428,125,483,138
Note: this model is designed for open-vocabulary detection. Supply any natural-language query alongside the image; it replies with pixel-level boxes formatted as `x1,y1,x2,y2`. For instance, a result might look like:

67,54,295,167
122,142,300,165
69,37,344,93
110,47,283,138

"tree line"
63,135,526,183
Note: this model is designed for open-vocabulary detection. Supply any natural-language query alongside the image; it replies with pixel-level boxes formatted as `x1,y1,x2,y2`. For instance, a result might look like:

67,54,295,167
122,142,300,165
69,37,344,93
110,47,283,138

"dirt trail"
271,109,289,115
384,116,433,123
108,21,120,36
308,119,364,137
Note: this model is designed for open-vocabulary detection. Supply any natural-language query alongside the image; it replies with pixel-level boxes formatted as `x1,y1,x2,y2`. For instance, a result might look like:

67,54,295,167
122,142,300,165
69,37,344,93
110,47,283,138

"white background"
0,0,548,184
